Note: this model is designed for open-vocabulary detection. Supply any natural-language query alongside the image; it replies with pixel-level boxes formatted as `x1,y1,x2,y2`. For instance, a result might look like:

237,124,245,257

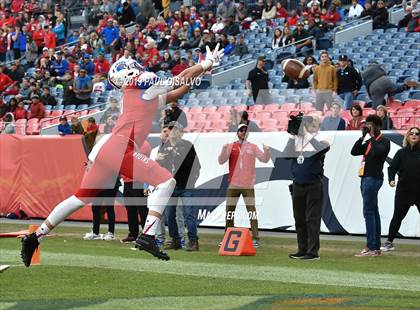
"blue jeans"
166,188,198,241
339,92,354,110
360,177,383,250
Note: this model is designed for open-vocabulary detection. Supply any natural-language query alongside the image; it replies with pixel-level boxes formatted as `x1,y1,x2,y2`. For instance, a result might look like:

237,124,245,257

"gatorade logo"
223,230,242,252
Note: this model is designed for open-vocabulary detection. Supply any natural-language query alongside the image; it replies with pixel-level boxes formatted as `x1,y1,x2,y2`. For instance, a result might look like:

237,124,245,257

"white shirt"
348,4,364,18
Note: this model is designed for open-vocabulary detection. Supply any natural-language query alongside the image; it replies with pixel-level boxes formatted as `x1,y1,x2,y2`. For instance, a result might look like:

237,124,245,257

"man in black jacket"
351,115,390,257
163,100,188,129
283,115,330,261
337,55,362,110
156,121,201,251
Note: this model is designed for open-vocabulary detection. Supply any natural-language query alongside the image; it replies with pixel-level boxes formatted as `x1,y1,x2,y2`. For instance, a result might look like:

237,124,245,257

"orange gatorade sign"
28,225,41,265
218,228,256,256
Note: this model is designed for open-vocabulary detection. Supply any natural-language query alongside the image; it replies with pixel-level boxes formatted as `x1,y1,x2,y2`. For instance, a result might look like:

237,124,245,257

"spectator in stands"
25,37,38,67
351,115,390,257
1,113,15,134
347,104,365,130
13,101,27,120
240,111,261,132
293,22,313,57
19,78,31,99
337,55,362,110
163,100,188,129
158,121,201,251
236,1,248,21
7,97,18,114
71,116,85,134
276,2,289,18
372,0,391,29
321,102,346,130
376,105,394,130
60,71,76,106
53,16,66,46
348,0,365,19
29,95,45,119
0,66,13,94
313,51,337,111
6,62,24,82
11,26,26,60
218,123,270,248
287,10,300,26
246,56,270,105
362,61,417,109
181,28,202,50
361,1,375,19
217,0,236,19
382,127,420,252
92,75,107,94
118,1,136,26
262,0,277,20
0,97,8,118
324,3,341,26
233,35,248,58
103,115,117,134
407,8,420,32
272,28,283,49
58,116,71,135
73,69,93,105
224,36,236,56
251,0,266,20
100,98,121,123
80,55,95,77
44,26,57,50
171,57,189,76
102,19,119,54
40,86,57,107
51,51,69,77
67,30,80,45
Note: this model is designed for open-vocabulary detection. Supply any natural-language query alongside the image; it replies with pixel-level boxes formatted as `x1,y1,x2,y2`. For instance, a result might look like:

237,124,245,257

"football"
281,59,310,80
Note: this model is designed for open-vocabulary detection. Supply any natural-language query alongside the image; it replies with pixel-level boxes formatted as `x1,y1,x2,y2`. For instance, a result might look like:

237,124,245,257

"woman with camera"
381,127,420,252
351,115,390,257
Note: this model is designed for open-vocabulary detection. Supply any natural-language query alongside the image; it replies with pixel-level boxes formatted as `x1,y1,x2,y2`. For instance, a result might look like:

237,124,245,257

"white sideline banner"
168,131,419,238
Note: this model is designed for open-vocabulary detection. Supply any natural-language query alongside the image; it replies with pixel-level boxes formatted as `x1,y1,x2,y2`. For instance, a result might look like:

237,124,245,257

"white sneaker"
83,232,102,240
103,232,116,241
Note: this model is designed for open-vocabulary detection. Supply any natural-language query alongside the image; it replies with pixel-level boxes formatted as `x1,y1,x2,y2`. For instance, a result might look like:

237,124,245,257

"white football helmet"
108,58,144,89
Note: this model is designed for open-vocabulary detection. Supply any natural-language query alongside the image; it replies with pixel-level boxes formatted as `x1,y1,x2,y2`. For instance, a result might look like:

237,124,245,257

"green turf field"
0,223,419,310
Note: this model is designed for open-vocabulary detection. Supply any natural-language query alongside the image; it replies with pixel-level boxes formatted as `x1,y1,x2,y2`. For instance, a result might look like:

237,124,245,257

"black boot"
186,239,199,252
135,234,170,261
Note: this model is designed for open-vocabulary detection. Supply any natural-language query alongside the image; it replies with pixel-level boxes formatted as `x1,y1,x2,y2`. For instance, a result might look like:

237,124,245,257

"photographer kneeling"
283,114,330,261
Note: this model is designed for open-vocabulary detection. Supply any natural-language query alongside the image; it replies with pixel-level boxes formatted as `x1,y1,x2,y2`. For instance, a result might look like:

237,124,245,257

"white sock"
35,223,50,242
36,195,84,241
143,178,176,236
143,215,160,236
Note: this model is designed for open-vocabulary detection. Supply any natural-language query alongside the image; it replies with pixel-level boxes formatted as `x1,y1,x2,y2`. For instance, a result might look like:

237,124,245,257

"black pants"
124,182,148,238
91,188,117,235
387,190,420,242
292,181,323,256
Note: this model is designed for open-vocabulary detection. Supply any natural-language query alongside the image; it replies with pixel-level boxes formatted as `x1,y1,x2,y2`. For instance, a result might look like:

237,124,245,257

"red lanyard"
363,134,382,159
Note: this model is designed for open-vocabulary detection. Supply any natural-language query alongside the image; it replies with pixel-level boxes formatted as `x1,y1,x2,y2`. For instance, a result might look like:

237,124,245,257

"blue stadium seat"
410,62,420,69
65,105,76,110
389,69,403,76
54,105,64,110
77,104,89,110
392,63,406,70
376,51,389,58
199,99,214,106
403,69,419,77
45,105,52,111
411,92,420,100
405,50,418,56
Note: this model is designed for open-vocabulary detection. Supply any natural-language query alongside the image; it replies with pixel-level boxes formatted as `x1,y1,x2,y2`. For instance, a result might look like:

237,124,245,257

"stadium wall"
0,132,418,237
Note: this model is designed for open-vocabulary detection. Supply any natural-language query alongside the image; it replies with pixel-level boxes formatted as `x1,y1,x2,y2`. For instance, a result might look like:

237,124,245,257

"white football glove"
200,43,224,71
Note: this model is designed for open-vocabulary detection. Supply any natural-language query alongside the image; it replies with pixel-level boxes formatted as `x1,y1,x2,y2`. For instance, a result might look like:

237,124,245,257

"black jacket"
362,64,387,91
163,106,188,128
337,66,362,94
388,144,420,193
157,139,201,189
351,135,390,179
283,137,330,184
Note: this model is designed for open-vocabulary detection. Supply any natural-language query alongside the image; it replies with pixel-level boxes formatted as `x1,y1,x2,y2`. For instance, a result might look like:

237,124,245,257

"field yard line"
3,250,420,292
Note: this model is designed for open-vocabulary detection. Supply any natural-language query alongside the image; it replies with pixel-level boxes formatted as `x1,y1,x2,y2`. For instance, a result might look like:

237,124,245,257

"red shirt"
87,123,99,133
32,29,45,47
276,7,288,18
11,0,25,13
14,107,27,120
44,32,57,49
171,63,189,76
94,59,111,74
0,73,13,93
0,16,16,28
287,16,300,26
29,102,45,119
218,141,270,188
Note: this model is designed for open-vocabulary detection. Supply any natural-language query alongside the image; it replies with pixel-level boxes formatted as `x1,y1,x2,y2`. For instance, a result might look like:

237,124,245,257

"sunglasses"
409,132,419,136
238,128,247,133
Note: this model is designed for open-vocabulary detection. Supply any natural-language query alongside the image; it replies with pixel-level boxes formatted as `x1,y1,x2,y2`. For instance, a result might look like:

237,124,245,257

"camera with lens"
287,112,304,135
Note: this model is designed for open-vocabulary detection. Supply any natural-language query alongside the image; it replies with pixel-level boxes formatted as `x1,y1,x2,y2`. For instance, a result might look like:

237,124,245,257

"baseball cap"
258,55,266,61
59,116,67,121
203,29,210,34
237,123,248,131
183,21,189,26
32,95,39,99
43,47,49,51
339,55,348,61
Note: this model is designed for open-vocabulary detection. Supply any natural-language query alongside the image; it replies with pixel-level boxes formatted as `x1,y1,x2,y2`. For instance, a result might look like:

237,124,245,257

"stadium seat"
256,111,272,120
260,119,278,132
192,113,207,121
202,106,218,113
280,103,296,110
248,105,264,112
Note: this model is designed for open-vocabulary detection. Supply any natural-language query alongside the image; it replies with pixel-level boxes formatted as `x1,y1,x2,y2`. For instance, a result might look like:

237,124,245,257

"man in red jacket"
94,53,111,75
29,95,45,119
218,124,271,247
